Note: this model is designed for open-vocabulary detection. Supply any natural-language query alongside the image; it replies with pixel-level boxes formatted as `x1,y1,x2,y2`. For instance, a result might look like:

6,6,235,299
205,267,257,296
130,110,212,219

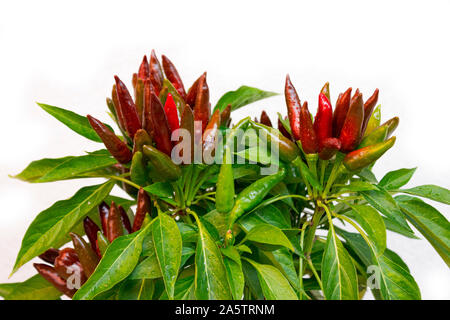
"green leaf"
159,276,195,300
12,156,75,182
12,181,114,274
38,103,113,142
34,150,117,183
321,227,359,300
177,222,198,243
347,204,386,255
193,214,232,300
244,224,294,252
396,196,450,267
297,158,322,191
117,279,154,300
399,185,450,205
152,213,182,299
181,246,195,268
144,182,174,198
221,246,244,300
1,274,62,300
379,168,416,190
335,228,372,267
336,181,377,193
129,245,162,280
243,258,297,300
357,168,378,183
259,247,300,292
239,204,291,232
73,221,153,300
214,86,278,112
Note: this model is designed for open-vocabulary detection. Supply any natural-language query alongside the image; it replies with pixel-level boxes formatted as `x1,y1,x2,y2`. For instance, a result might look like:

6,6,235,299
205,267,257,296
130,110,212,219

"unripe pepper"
132,129,153,154
339,92,364,152
39,248,60,265
314,93,333,150
381,116,399,138
106,201,123,243
259,110,272,127
193,72,210,133
164,93,180,133
70,233,99,278
134,78,145,120
83,217,101,257
284,75,301,141
179,103,195,164
358,124,388,149
119,205,132,234
33,263,77,298
161,55,187,100
363,104,381,138
148,92,172,156
142,145,182,181
159,79,186,114
361,88,379,135
343,136,396,171
114,76,141,138
133,188,151,232
332,87,352,137
87,115,132,164
203,108,221,157
300,102,318,154
318,137,342,160
149,50,163,95
130,151,148,187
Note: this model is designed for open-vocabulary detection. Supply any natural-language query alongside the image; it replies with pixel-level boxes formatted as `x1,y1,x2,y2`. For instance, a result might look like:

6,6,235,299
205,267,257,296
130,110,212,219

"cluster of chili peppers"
34,189,152,298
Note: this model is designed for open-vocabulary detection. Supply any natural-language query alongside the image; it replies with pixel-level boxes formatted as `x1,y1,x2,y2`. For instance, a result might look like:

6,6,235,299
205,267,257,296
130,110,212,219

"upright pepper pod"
202,108,221,158
159,79,186,114
300,102,319,154
142,145,182,181
119,205,132,234
320,82,330,101
70,233,100,278
97,231,109,256
149,50,163,95
142,79,155,139
358,124,388,149
193,73,210,133
39,248,60,265
114,76,141,138
134,78,145,121
363,104,381,138
259,110,272,127
138,55,150,80
87,115,132,164
339,92,364,152
164,93,180,133
343,136,396,171
130,151,148,186
278,117,292,139
318,137,342,160
83,217,101,257
148,92,172,156
362,88,379,135
332,87,352,137
132,129,153,154
186,73,202,108
98,201,110,236
381,116,399,138
161,55,187,100
53,248,84,280
106,201,123,243
111,84,127,132
179,103,195,164
133,188,151,232
314,93,333,150
219,104,232,128
33,263,77,298
284,75,301,141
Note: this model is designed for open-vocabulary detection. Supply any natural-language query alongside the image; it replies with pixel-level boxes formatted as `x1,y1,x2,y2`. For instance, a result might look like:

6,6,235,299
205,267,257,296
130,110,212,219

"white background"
0,0,449,299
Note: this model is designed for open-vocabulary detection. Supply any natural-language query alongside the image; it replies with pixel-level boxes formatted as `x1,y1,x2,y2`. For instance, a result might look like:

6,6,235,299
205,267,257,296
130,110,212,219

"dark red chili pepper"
119,205,132,234
83,217,101,257
220,104,231,128
339,92,364,152
314,93,333,150
34,263,77,298
138,55,150,80
114,75,141,138
300,101,318,154
112,84,126,132
149,50,163,95
362,88,379,135
343,136,396,171
39,248,60,265
186,74,202,108
259,110,272,127
284,75,301,141
70,233,100,277
318,137,341,160
149,92,172,156
164,93,180,133
106,201,123,243
161,55,187,100
133,188,151,232
332,87,352,137
193,72,210,133
53,248,85,281
98,201,110,236
278,117,291,139
87,115,132,164
142,79,155,139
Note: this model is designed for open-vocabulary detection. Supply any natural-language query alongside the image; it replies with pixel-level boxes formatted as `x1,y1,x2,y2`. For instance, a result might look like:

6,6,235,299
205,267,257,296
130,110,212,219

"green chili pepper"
363,104,381,138
132,129,153,154
358,124,388,149
69,232,100,278
159,78,186,115
142,145,182,181
382,116,399,138
130,151,148,186
97,231,109,256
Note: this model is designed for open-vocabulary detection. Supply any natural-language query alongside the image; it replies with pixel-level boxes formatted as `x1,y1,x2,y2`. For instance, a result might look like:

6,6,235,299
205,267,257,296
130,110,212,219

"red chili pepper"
98,201,110,236
219,104,231,128
138,55,150,80
186,73,202,108
142,79,155,139
361,88,379,135
259,110,272,127
314,93,333,150
39,248,60,265
112,84,127,132
164,93,180,133
118,205,132,234
318,137,341,160
339,92,364,152
320,82,330,101
193,72,210,133
161,55,187,100
132,188,151,232
332,87,352,137
278,117,292,139
106,201,123,243
87,115,132,164
70,233,99,278
83,217,101,258
300,101,318,154
53,248,86,283
114,75,141,138
34,263,78,298
134,78,145,121
203,108,221,157
149,50,163,96
284,75,301,141
149,92,172,156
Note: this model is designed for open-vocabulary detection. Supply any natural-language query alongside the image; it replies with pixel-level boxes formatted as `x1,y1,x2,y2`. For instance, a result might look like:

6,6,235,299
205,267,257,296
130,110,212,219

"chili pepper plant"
2,52,449,300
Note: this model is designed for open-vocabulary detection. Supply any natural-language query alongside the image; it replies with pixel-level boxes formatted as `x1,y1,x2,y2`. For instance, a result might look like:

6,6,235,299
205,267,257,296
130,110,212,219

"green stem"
307,258,325,298
322,153,346,198
102,175,141,189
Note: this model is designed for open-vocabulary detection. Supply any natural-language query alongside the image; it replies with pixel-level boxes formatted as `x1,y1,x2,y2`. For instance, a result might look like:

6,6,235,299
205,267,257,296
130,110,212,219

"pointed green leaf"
214,86,278,112
12,156,76,182
159,276,195,300
259,247,300,291
1,274,61,300
117,279,154,300
239,204,291,232
379,168,416,190
244,224,294,252
221,246,244,300
399,185,450,205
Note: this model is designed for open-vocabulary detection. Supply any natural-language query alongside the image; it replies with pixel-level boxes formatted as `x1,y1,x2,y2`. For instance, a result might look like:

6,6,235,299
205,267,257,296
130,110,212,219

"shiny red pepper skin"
149,50,163,95
114,76,142,138
300,102,318,154
164,93,180,133
219,104,231,128
83,217,101,257
320,82,330,101
314,93,333,150
53,248,85,281
161,55,187,100
138,55,150,80
34,263,78,298
149,92,172,156
339,92,364,152
133,188,151,232
203,108,221,157
186,74,202,108
106,201,123,243
284,75,301,141
259,110,272,127
180,103,195,163
343,136,396,171
98,201,110,236
119,205,132,234
333,87,352,137
39,248,60,265
362,88,379,135
193,72,210,133
142,79,155,139
278,117,292,139
318,137,341,160
87,115,132,164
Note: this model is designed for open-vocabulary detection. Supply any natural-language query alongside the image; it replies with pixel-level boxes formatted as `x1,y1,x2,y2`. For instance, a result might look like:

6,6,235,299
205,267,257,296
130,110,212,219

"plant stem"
322,153,345,198
102,175,141,189
307,258,325,297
